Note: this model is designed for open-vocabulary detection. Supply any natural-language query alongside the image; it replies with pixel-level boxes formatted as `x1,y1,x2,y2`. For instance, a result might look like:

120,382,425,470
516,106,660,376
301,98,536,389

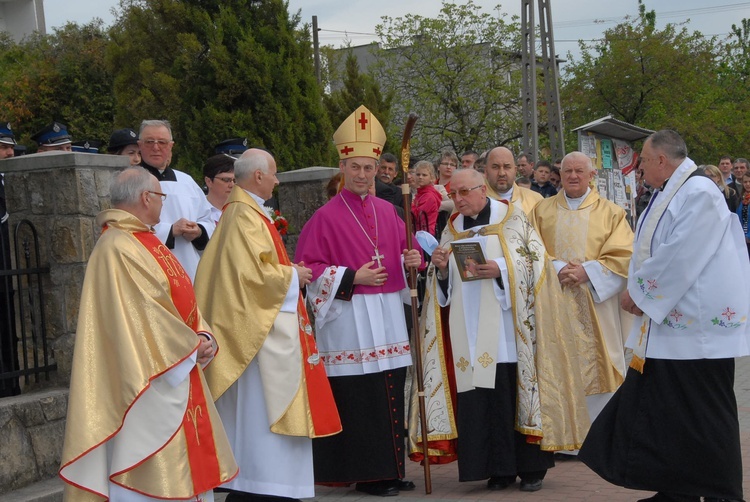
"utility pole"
520,0,565,161
313,16,321,85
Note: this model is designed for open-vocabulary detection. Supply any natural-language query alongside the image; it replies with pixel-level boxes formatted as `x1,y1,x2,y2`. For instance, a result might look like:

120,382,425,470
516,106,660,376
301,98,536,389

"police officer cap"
214,137,249,157
0,122,16,146
108,128,139,153
30,121,72,146
71,140,102,154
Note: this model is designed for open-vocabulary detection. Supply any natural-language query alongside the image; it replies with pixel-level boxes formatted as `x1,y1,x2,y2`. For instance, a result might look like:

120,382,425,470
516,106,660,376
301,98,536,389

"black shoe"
487,476,515,490
355,481,399,497
394,479,415,491
519,479,543,492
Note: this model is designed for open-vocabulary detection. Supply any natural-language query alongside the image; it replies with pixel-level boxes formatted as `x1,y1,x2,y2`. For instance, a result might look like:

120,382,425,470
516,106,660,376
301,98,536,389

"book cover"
450,241,487,281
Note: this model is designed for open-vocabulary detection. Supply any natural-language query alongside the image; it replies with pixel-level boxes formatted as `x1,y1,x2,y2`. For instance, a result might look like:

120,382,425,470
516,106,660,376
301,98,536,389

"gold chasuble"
195,187,341,438
410,203,589,455
486,181,543,215
529,190,634,395
59,209,237,501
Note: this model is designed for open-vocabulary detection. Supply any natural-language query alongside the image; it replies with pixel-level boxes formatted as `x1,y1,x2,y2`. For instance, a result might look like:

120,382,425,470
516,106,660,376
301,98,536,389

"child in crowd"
411,160,443,236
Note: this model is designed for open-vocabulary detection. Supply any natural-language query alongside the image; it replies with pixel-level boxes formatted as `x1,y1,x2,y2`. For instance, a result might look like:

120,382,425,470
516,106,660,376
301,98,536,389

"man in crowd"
530,151,633,425
580,130,750,502
484,146,542,215
530,160,558,198
0,122,18,397
461,150,479,169
195,148,340,502
295,105,422,497
516,152,534,180
59,167,237,500
0,122,14,160
138,119,215,281
718,154,734,185
376,152,403,208
30,121,73,152
733,158,749,197
425,168,588,492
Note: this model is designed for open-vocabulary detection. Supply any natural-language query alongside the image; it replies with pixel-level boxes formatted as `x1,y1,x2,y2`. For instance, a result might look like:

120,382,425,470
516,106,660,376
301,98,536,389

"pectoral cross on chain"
372,248,385,268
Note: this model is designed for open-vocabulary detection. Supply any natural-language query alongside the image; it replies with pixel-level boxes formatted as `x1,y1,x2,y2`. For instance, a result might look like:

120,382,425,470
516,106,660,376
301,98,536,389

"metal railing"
0,219,54,396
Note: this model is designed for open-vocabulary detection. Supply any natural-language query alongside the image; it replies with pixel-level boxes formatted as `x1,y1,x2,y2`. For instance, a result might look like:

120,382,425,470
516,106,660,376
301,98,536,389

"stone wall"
3,152,126,388
276,166,338,258
0,389,67,494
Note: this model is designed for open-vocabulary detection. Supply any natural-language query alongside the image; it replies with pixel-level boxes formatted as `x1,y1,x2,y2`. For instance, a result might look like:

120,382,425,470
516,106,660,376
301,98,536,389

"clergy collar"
243,189,273,220
466,198,491,222
340,187,371,204
564,187,591,209
498,185,514,201
141,161,176,182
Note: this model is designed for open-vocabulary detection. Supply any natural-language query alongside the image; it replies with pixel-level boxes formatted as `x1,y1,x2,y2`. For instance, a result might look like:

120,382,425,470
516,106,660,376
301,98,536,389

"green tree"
373,1,522,159
560,1,746,162
0,21,114,149
323,50,393,153
108,0,334,175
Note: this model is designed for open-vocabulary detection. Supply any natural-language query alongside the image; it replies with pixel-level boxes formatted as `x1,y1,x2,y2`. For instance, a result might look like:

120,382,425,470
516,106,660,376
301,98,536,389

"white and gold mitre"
333,105,386,160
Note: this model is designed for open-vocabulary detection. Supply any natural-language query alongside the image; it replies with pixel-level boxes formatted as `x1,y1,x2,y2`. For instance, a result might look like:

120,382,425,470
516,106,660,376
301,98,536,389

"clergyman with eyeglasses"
416,167,589,493
138,119,216,281
59,167,238,500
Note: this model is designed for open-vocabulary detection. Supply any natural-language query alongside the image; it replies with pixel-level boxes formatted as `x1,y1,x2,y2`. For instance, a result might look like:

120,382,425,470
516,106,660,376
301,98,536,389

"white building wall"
0,0,45,42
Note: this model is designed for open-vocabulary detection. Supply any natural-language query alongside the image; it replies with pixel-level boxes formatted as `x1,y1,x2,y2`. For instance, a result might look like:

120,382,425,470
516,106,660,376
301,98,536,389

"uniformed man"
30,121,73,152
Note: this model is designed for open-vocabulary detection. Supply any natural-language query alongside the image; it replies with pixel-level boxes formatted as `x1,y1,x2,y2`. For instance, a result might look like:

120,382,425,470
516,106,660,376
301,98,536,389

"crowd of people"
0,112,749,502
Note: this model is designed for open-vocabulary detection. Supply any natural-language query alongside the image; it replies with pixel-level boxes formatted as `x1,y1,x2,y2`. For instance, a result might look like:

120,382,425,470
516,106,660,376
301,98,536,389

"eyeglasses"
146,190,167,201
141,139,173,148
440,162,458,168
448,184,484,199
214,176,236,184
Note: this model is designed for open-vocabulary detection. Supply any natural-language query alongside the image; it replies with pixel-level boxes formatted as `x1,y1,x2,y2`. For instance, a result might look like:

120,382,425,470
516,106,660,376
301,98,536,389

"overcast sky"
43,0,750,64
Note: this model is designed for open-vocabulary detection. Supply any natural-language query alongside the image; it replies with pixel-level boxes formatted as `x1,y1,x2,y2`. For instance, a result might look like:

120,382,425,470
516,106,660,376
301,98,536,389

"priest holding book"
421,168,589,493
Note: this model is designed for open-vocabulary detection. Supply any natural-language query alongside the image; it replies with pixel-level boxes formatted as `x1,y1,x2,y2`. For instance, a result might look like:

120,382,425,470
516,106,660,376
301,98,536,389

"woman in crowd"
203,154,236,224
705,164,739,213
107,128,141,166
736,171,750,258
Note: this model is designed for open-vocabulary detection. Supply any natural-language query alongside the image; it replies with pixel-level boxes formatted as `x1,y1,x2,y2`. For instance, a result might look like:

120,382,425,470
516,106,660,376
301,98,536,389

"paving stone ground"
217,357,750,502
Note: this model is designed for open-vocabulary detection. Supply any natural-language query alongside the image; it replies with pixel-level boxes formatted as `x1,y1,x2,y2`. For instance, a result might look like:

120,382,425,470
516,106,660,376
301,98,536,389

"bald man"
484,147,542,215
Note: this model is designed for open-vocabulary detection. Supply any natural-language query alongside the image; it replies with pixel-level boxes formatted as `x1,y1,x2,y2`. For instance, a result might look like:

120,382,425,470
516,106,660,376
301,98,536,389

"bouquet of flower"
273,210,289,236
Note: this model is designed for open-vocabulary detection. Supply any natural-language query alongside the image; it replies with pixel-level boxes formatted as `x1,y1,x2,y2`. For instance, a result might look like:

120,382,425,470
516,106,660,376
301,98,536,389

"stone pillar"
2,152,127,387
276,166,338,258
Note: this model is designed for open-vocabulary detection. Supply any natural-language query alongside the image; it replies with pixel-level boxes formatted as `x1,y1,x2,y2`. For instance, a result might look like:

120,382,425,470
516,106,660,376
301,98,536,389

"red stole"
132,230,222,494
260,217,342,437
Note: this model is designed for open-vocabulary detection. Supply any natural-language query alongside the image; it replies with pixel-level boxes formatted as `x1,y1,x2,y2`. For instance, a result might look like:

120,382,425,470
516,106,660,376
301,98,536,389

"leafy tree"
560,1,748,162
372,1,522,159
0,21,114,149
108,0,334,175
323,50,394,153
